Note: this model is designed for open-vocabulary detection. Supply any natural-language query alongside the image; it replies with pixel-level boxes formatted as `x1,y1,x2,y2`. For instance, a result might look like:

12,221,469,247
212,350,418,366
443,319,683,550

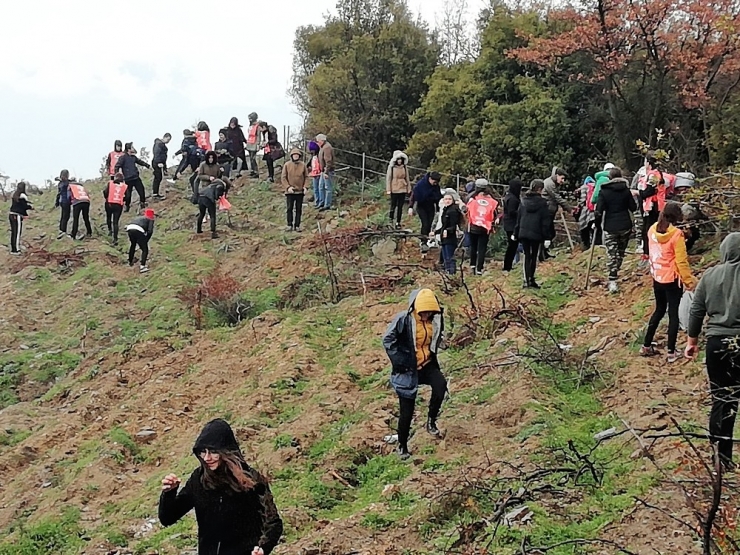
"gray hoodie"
688,233,740,338
543,167,571,215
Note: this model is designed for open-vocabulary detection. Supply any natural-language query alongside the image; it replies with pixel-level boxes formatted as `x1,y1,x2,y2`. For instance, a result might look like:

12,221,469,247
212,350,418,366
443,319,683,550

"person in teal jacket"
591,163,615,206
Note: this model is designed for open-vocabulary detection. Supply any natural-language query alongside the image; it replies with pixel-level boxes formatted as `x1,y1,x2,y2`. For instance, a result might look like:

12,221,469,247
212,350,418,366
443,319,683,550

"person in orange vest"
195,122,212,154
69,180,92,240
103,172,128,245
126,208,155,273
640,202,696,363
308,141,322,207
637,151,669,262
104,140,124,179
466,179,498,275
245,112,260,178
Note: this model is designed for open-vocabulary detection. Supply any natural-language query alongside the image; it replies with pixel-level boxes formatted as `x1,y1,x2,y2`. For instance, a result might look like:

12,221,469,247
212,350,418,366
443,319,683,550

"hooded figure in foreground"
686,233,740,470
383,289,447,459
159,419,283,555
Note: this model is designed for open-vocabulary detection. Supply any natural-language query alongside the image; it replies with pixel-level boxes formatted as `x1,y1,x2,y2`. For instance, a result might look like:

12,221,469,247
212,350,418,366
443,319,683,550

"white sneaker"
139,266,149,274
56,231,65,239
608,280,619,294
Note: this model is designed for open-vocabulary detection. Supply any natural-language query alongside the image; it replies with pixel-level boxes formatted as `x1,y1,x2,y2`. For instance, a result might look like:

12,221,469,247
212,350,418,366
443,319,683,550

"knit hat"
308,140,320,153
474,178,489,191
584,176,595,184
413,289,441,314
144,209,155,220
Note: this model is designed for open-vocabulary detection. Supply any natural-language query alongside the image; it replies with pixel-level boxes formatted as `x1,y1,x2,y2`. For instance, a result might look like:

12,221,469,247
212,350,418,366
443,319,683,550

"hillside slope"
0,173,731,554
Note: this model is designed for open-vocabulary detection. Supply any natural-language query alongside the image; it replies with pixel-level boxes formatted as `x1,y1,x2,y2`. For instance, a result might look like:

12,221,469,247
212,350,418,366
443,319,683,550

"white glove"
511,235,516,241
407,208,413,216
544,240,552,249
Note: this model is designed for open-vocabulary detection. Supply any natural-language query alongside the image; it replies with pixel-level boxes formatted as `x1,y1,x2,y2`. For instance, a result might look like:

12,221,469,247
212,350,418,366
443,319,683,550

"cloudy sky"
0,0,484,184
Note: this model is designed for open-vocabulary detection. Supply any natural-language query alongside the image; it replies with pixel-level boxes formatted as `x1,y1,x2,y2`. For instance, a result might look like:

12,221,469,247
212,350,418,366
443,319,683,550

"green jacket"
591,170,611,205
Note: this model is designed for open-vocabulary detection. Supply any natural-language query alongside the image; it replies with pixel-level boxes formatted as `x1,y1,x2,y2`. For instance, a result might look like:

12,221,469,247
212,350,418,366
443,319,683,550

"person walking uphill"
514,180,551,289
382,289,448,459
316,134,335,210
502,179,523,272
281,148,308,232
9,181,33,255
69,180,92,240
103,172,128,245
595,167,637,294
638,152,669,262
466,179,498,275
151,133,171,199
641,202,696,363
159,418,283,555
115,143,150,212
126,209,155,273
542,167,571,258
226,117,248,176
409,172,442,253
55,169,72,239
686,233,740,470
174,130,200,181
245,112,261,178
386,151,411,229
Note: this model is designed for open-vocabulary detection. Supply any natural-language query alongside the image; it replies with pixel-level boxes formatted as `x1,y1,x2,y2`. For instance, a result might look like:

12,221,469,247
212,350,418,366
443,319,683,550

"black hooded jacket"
594,178,637,233
515,191,551,242
502,180,523,233
152,139,168,165
226,118,247,156
159,419,283,555
115,153,150,181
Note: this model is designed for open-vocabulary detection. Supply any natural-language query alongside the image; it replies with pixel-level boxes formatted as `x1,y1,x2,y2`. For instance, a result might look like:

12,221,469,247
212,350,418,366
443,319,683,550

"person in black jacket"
159,419,283,555
197,180,229,239
151,133,171,199
502,178,523,272
595,167,638,294
439,193,462,274
258,121,282,183
55,169,73,239
514,180,551,289
174,130,200,181
115,143,150,212
9,181,33,255
125,208,155,273
226,117,248,176
215,129,234,178
382,289,447,459
408,172,442,253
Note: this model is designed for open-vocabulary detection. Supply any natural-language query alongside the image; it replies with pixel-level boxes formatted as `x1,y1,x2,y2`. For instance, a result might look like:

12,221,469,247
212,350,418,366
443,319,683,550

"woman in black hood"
159,419,283,555
226,117,248,176
502,178,523,272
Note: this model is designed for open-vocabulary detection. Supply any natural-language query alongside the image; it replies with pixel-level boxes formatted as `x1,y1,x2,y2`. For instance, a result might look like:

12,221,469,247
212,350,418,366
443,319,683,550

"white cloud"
0,0,484,182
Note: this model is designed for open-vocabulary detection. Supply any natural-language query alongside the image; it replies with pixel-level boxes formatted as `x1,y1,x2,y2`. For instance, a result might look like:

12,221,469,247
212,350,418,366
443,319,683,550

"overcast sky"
0,0,484,184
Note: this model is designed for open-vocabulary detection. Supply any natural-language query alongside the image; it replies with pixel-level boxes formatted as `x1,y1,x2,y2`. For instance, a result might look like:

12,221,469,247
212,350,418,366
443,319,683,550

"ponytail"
656,203,683,234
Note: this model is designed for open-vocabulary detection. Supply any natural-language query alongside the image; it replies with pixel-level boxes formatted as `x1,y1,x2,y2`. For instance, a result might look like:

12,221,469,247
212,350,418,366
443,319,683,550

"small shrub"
178,270,249,328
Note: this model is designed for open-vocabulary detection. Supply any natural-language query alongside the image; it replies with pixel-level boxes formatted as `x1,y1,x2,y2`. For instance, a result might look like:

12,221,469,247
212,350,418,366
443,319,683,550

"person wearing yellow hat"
382,289,447,459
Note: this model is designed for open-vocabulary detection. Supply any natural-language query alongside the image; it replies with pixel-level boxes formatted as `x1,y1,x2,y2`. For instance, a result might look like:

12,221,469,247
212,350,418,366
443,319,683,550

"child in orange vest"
69,181,92,240
641,202,696,363
103,172,128,245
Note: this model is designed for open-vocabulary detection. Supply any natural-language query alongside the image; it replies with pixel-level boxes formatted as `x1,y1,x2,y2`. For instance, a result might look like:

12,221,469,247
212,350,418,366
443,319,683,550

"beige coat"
386,151,411,194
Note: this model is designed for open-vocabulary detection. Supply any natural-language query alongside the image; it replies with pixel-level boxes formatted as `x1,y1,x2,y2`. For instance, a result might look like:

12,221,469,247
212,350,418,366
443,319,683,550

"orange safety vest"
648,225,683,284
109,151,123,175
69,183,90,203
195,130,211,151
642,169,667,213
467,196,498,232
107,181,127,205
310,156,321,177
247,124,259,144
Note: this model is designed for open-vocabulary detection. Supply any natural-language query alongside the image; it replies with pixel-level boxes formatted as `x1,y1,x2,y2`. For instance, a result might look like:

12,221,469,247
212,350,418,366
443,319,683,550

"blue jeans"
319,172,334,208
441,243,456,274
312,176,322,207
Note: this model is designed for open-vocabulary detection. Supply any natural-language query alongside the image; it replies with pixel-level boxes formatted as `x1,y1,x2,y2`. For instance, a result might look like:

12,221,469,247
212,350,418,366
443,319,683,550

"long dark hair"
200,451,258,492
60,169,70,181
12,182,26,202
197,121,210,132
656,202,683,234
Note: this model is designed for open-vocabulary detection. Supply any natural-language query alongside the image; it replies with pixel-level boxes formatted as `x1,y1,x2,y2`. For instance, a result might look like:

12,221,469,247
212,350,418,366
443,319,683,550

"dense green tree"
291,0,439,157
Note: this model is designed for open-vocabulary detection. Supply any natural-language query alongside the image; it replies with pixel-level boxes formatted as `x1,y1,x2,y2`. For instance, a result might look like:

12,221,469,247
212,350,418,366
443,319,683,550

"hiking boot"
640,345,661,357
608,280,619,294
211,231,219,239
139,265,149,274
108,229,113,236
426,418,441,438
396,445,411,460
112,240,118,246
395,223,401,230
268,177,274,183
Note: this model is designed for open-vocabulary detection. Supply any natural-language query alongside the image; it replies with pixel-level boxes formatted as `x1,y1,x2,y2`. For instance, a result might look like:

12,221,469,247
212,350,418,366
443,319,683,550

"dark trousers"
9,214,22,253
521,239,541,285
197,198,217,233
642,210,659,255
177,155,199,177
707,336,740,466
152,166,163,196
265,156,275,179
503,234,519,271
389,193,406,224
105,203,123,242
71,202,92,238
441,243,456,274
397,360,447,449
59,204,71,233
124,177,146,209
286,193,304,228
468,232,489,272
247,150,258,174
644,280,683,352
128,229,149,266
417,204,435,237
